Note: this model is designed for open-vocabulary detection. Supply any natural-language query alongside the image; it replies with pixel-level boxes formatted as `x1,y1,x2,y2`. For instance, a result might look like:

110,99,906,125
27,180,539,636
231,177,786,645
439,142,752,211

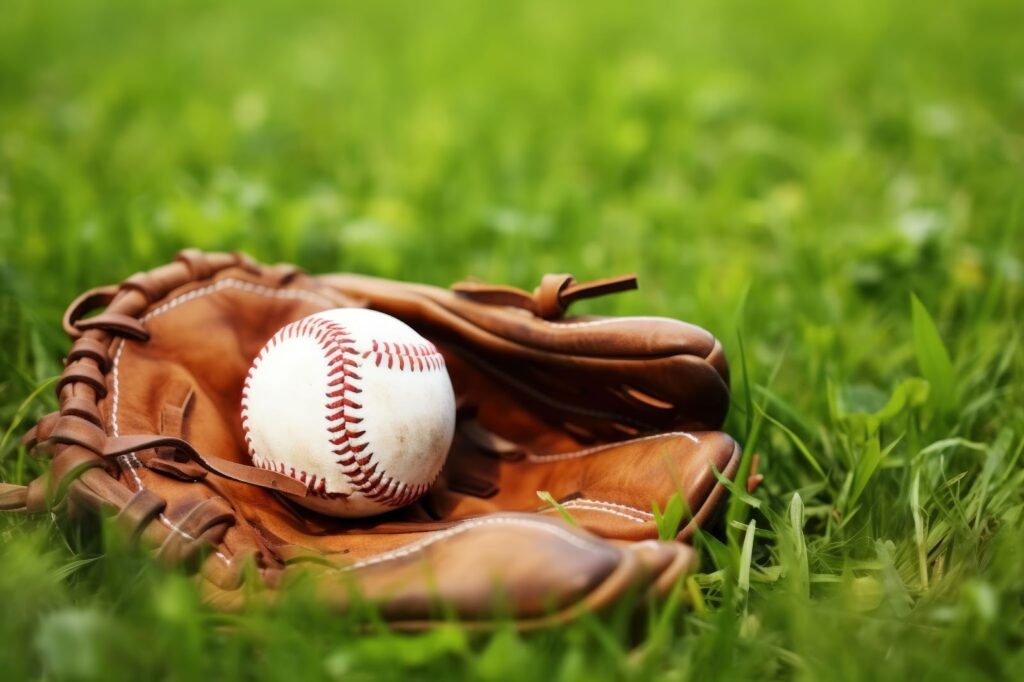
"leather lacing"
9,251,312,538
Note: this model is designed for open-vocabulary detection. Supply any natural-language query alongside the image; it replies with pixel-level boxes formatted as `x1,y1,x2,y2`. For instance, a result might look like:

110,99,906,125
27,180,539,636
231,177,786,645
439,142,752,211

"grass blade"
758,406,826,479
910,293,957,415
738,519,756,602
536,491,577,526
651,492,685,541
785,493,809,598
0,375,59,459
850,433,903,509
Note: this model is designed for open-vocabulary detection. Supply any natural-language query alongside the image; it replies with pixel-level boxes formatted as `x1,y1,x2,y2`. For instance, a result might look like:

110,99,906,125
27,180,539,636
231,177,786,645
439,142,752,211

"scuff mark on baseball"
240,308,456,517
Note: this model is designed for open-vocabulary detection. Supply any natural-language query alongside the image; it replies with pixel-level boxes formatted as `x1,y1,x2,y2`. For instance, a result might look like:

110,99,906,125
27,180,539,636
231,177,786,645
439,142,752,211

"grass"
1,0,1023,679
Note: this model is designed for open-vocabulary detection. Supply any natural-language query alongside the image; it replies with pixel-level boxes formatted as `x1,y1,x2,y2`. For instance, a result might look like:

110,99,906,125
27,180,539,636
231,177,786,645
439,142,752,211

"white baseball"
240,308,456,517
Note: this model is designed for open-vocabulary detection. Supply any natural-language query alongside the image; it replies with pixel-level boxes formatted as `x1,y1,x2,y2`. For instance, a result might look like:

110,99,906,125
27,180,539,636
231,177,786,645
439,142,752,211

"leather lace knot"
452,272,638,319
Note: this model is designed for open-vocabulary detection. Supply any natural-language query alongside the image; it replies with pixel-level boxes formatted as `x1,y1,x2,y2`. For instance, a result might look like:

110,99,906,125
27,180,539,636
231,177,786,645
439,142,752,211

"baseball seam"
241,315,445,508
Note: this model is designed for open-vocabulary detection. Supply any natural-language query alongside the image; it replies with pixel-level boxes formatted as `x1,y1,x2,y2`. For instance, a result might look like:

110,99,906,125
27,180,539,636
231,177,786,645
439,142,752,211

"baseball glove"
1,250,746,628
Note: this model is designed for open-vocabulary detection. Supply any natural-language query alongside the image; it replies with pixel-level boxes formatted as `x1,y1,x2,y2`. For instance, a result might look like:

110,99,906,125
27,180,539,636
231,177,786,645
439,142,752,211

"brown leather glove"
1,250,742,628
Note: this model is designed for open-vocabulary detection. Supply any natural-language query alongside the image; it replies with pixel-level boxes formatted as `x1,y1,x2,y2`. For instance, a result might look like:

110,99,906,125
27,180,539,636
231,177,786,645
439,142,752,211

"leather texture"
6,249,743,628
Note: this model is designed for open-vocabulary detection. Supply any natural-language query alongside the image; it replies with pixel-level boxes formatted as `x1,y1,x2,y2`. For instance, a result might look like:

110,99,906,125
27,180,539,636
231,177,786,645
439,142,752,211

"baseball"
240,308,456,517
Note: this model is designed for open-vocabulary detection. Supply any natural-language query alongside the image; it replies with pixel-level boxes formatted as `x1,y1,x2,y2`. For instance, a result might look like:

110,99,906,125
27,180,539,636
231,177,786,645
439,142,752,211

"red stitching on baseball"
361,340,442,373
240,315,446,506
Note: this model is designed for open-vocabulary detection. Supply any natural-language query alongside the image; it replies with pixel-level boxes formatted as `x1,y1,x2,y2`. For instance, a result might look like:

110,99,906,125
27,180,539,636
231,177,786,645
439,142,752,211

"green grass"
2,0,1023,679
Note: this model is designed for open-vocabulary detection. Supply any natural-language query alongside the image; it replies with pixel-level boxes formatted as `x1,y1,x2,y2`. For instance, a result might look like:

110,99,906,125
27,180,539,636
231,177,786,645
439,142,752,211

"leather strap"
67,337,111,371
159,386,193,440
25,477,48,512
50,415,107,452
22,412,59,453
747,453,764,493
156,496,235,564
452,273,638,319
0,484,28,511
103,435,308,497
175,248,217,280
122,272,163,304
144,456,208,481
115,489,167,540
62,285,119,338
267,263,304,285
1,478,53,515
74,312,149,341
57,363,108,397
20,423,39,451
554,273,638,311
51,446,108,502
450,282,536,311
63,249,252,343
62,396,103,426
42,414,308,498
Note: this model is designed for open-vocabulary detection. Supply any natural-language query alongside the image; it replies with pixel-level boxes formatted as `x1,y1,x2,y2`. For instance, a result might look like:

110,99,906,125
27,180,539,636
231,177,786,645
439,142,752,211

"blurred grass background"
1,0,1022,679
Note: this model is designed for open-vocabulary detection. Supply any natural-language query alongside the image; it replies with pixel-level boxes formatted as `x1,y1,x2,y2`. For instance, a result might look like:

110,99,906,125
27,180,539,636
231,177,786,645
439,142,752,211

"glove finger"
323,274,730,432
435,430,741,542
619,540,697,598
205,514,650,629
